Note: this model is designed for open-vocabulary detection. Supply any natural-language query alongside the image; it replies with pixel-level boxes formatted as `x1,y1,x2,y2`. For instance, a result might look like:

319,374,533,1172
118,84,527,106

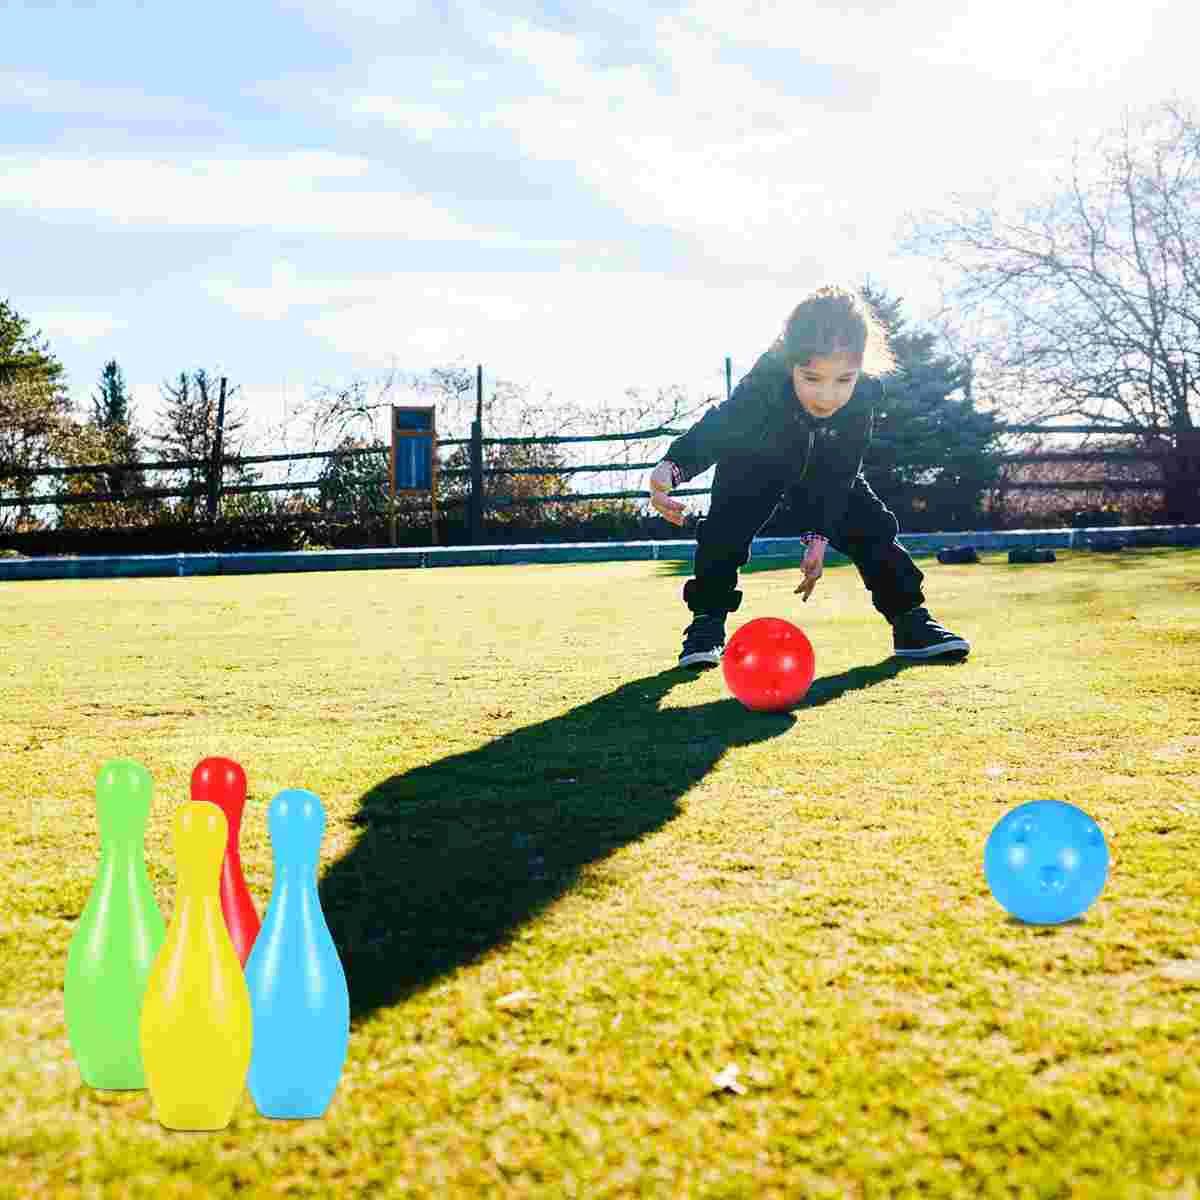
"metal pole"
206,376,227,522
430,421,439,547
725,356,732,401
389,407,397,548
1182,357,1200,517
470,364,483,543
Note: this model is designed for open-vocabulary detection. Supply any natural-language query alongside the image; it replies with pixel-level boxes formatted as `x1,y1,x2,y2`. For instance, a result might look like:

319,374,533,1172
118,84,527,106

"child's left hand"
794,538,827,602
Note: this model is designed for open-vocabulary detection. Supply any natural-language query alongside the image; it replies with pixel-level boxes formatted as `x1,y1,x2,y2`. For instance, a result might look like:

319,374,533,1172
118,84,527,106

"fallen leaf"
1159,961,1200,982
711,1064,747,1095
495,989,538,1011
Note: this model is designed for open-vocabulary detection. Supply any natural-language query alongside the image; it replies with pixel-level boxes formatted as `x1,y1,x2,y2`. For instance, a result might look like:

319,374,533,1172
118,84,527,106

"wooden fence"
3,352,1198,528
4,429,1195,501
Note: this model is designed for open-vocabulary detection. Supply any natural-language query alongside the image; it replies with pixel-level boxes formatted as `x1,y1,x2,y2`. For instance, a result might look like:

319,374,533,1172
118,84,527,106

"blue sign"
395,435,432,490
392,407,435,491
394,408,432,432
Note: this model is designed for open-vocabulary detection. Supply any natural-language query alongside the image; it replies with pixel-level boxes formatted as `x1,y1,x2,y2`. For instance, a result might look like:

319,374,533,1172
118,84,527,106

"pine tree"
858,281,1002,530
0,298,73,530
0,298,67,393
92,360,132,429
149,369,256,519
89,359,143,499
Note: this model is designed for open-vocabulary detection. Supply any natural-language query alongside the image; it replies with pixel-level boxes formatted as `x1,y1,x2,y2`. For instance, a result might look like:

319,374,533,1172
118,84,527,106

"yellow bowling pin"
140,801,252,1130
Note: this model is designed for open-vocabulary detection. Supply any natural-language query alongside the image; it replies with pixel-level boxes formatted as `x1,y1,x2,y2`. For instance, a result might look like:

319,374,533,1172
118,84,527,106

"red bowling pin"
191,757,260,965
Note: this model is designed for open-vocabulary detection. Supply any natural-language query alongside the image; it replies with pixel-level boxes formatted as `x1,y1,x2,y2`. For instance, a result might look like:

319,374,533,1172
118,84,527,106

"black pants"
682,457,926,623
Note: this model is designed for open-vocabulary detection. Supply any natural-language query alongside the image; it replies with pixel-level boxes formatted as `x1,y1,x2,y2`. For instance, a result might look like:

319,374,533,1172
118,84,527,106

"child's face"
791,353,861,418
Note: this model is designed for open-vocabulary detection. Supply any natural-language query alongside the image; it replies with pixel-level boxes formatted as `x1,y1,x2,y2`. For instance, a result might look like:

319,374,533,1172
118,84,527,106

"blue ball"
983,800,1109,925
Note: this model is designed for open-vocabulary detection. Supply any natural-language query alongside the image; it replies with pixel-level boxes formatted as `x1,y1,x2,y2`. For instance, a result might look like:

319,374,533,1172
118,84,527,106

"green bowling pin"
64,759,166,1089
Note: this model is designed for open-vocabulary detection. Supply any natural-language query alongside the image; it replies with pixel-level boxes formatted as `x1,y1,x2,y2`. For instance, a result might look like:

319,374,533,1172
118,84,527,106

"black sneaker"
892,606,970,659
679,611,726,668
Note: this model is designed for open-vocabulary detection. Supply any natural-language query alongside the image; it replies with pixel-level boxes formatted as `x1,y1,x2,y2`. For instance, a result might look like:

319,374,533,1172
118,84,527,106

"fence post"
1184,358,1199,517
726,356,732,400
470,363,483,543
206,376,227,523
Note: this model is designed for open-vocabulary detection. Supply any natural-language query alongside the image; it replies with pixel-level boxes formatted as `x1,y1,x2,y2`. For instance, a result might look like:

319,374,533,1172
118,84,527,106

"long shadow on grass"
319,654,932,1026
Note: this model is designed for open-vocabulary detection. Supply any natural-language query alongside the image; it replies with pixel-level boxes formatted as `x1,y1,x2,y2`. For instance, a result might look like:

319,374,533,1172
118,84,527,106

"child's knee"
683,579,743,613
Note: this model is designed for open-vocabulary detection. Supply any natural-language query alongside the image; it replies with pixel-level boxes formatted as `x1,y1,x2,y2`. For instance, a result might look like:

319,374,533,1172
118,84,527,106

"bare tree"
898,94,1200,521
300,359,715,516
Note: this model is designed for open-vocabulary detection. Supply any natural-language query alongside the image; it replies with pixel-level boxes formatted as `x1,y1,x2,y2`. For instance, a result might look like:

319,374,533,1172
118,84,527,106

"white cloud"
671,0,1169,85
273,264,813,406
346,94,460,140
272,0,430,31
0,69,215,123
33,310,128,345
200,2,1196,273
460,0,1188,262
903,0,1162,88
463,19,888,264
202,261,364,321
467,17,992,263
0,151,577,246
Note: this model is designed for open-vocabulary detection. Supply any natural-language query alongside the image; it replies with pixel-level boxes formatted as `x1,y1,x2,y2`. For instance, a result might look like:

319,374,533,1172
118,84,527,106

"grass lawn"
2,546,1199,1199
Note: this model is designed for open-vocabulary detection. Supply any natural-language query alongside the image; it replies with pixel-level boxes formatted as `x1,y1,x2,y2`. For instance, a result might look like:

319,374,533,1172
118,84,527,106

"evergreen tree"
149,369,257,520
0,298,67,393
317,434,389,521
91,360,133,429
89,359,144,499
0,298,74,529
859,281,1003,530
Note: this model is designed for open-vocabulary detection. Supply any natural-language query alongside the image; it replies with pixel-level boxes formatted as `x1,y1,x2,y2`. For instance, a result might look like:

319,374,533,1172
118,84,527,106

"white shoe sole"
894,638,970,658
679,647,723,668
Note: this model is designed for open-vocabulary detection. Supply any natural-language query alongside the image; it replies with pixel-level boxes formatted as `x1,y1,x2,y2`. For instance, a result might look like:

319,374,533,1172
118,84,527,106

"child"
648,284,970,669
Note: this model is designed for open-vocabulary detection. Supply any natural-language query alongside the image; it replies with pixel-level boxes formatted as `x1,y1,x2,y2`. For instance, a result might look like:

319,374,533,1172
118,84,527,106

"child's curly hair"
769,284,899,377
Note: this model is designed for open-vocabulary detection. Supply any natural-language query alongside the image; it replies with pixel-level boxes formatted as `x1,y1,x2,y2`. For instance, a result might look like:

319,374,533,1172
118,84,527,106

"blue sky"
2,0,1195,498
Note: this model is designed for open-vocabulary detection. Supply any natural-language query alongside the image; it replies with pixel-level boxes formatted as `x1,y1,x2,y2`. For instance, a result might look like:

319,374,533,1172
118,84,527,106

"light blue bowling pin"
244,788,349,1119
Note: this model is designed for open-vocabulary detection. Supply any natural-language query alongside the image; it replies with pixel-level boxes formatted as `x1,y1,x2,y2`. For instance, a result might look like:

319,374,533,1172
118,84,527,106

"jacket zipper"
798,430,814,481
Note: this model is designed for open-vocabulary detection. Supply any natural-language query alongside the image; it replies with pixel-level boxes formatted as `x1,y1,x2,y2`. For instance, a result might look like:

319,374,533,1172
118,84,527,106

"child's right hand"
649,461,686,525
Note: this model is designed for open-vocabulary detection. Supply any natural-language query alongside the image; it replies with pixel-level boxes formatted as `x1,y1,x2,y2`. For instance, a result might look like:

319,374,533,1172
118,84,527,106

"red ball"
722,617,815,712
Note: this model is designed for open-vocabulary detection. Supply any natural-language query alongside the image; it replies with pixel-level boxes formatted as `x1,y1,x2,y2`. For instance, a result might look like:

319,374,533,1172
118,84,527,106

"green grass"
3,546,1200,1198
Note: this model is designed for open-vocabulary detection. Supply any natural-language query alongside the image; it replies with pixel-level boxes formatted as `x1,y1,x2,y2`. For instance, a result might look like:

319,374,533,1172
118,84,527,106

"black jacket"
663,349,881,538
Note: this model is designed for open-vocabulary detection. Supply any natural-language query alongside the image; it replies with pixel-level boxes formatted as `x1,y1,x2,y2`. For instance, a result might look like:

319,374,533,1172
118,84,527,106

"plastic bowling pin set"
63,757,350,1131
